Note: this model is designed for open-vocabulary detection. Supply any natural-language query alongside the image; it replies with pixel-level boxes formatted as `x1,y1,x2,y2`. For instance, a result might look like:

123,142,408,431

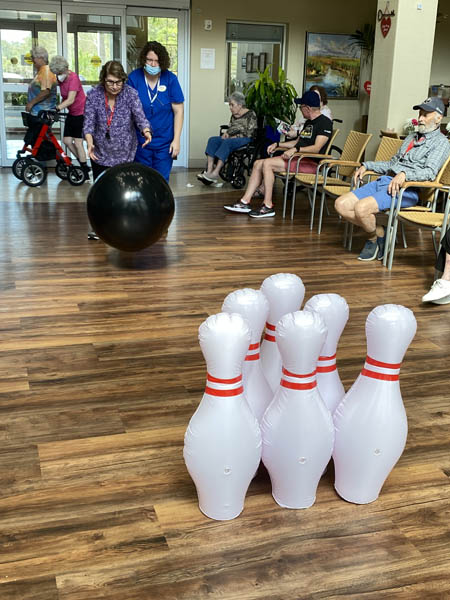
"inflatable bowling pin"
222,289,273,422
333,304,417,504
184,312,262,520
260,273,305,393
304,294,349,413
261,311,334,509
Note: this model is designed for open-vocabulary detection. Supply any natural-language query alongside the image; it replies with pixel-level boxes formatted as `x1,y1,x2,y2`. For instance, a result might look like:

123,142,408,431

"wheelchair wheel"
67,165,86,186
12,157,28,180
219,163,233,183
231,175,246,189
22,160,47,187
55,161,69,180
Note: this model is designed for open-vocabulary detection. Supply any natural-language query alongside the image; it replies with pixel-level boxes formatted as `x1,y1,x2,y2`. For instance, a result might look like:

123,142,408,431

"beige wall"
430,0,450,86
189,0,377,166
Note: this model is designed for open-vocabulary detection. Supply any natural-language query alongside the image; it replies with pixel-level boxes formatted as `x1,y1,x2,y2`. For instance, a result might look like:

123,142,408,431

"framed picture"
245,52,254,73
303,32,361,99
251,54,259,73
258,52,267,72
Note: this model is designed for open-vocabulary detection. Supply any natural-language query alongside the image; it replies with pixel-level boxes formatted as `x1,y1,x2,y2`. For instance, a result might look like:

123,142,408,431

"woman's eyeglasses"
105,79,123,87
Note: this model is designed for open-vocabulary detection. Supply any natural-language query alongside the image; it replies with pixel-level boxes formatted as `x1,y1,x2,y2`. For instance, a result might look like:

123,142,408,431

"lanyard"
146,77,160,105
104,92,115,130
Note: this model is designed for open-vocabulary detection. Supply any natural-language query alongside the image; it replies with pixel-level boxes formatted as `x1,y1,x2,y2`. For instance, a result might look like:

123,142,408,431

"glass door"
126,7,189,167
62,3,124,88
0,4,60,165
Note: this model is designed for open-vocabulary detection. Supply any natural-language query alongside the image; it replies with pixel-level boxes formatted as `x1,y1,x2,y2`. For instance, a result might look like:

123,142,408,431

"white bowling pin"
184,312,262,520
222,288,273,422
333,304,417,504
260,273,305,393
261,311,334,509
304,294,349,413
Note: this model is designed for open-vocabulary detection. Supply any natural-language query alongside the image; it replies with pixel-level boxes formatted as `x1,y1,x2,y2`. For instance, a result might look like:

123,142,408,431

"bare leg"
335,192,382,239
73,138,87,163
211,159,224,177
63,136,80,160
442,252,450,280
240,159,265,204
205,155,215,174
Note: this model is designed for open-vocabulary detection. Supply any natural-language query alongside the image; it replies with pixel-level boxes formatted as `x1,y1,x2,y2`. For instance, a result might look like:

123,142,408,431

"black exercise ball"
87,162,175,252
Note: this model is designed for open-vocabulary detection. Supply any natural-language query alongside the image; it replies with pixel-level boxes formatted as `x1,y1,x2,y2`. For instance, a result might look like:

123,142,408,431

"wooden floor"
0,169,449,600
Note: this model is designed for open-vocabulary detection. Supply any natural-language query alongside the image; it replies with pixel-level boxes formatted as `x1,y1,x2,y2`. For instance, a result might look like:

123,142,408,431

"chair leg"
290,179,298,220
317,189,327,234
387,218,399,270
309,180,319,230
343,222,348,248
348,223,353,251
401,223,407,248
282,175,290,219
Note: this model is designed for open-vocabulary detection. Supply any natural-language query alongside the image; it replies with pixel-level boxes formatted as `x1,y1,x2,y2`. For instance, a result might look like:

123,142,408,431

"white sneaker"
422,279,450,304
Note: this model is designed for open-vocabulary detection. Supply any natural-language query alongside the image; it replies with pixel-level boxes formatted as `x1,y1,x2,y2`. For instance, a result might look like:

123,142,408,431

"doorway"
0,1,189,167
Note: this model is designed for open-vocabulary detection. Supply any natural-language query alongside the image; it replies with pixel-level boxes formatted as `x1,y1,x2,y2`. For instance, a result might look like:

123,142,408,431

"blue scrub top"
127,68,184,150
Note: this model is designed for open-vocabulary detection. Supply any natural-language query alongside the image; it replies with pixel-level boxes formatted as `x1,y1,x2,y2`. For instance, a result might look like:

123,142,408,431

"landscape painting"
304,33,361,99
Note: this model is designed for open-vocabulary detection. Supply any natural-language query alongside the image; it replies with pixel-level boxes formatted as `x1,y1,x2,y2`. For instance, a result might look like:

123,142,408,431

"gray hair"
31,46,49,63
229,91,246,107
49,55,69,75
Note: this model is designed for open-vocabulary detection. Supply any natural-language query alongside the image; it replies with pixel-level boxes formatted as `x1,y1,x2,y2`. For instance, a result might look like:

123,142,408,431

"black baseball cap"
294,90,321,107
412,97,445,115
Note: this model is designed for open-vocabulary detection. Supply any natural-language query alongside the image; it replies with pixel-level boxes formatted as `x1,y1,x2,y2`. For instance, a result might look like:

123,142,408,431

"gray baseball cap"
413,97,445,115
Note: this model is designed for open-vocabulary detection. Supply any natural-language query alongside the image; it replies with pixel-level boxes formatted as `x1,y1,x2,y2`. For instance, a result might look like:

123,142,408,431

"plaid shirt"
363,127,450,181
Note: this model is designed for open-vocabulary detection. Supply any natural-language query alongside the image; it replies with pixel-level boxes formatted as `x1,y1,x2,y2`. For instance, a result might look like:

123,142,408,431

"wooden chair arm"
401,180,445,190
289,152,334,160
320,160,362,168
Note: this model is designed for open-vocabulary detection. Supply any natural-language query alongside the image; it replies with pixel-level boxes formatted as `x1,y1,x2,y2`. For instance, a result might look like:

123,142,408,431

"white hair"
31,46,49,63
49,55,69,75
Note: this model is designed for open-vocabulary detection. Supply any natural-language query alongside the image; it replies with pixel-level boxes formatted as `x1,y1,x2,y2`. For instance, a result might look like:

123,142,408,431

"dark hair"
310,85,328,105
99,60,127,85
138,41,171,71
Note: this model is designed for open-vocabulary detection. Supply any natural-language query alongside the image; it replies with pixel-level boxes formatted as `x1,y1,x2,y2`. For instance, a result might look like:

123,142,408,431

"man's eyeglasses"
105,79,123,87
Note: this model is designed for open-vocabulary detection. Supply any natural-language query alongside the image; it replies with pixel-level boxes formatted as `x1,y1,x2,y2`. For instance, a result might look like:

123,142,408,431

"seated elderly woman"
197,92,257,184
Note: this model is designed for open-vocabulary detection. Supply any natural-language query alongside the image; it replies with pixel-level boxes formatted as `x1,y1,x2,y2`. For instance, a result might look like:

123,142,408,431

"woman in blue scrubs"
128,41,184,182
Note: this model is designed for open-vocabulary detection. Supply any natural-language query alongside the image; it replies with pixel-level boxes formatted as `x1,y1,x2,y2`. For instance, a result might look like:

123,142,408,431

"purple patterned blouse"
83,83,150,167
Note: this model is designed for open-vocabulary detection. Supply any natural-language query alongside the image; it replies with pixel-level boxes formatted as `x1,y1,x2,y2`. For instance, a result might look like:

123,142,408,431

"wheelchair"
12,110,87,187
201,124,264,190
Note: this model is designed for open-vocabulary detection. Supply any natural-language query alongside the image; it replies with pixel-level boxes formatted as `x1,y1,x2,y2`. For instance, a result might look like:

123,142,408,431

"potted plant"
245,66,297,149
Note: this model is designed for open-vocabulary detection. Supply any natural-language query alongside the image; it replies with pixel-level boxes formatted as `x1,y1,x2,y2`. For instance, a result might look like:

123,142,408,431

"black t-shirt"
295,114,333,156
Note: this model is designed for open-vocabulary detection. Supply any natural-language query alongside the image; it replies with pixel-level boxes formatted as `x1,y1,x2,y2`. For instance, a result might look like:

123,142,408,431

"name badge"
158,85,167,92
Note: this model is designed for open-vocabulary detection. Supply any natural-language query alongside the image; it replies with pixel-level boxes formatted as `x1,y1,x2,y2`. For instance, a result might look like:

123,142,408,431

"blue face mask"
144,64,161,76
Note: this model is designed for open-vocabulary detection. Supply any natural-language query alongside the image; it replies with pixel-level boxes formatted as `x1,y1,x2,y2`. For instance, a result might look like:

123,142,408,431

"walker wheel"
67,165,86,186
55,161,69,180
22,159,47,187
12,157,28,180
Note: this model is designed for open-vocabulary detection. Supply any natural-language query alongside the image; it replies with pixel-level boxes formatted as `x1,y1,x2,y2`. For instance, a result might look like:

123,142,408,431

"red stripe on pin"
282,367,317,378
205,385,244,397
361,368,399,381
248,343,259,350
281,379,317,390
207,373,242,384
265,322,276,331
245,353,260,361
264,334,276,342
366,355,401,369
319,354,336,361
317,364,337,373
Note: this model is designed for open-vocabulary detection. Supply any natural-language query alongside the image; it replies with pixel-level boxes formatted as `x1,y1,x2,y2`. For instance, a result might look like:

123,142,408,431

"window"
225,21,284,98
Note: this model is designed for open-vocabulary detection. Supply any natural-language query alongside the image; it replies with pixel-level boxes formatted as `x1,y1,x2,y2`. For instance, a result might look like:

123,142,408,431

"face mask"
144,64,161,76
57,73,67,82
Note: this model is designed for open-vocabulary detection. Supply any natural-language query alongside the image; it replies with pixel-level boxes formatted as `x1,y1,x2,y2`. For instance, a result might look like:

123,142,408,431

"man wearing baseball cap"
224,90,332,218
335,97,450,261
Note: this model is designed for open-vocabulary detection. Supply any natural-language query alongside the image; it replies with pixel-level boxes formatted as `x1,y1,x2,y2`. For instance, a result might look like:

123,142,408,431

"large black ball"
87,162,175,252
